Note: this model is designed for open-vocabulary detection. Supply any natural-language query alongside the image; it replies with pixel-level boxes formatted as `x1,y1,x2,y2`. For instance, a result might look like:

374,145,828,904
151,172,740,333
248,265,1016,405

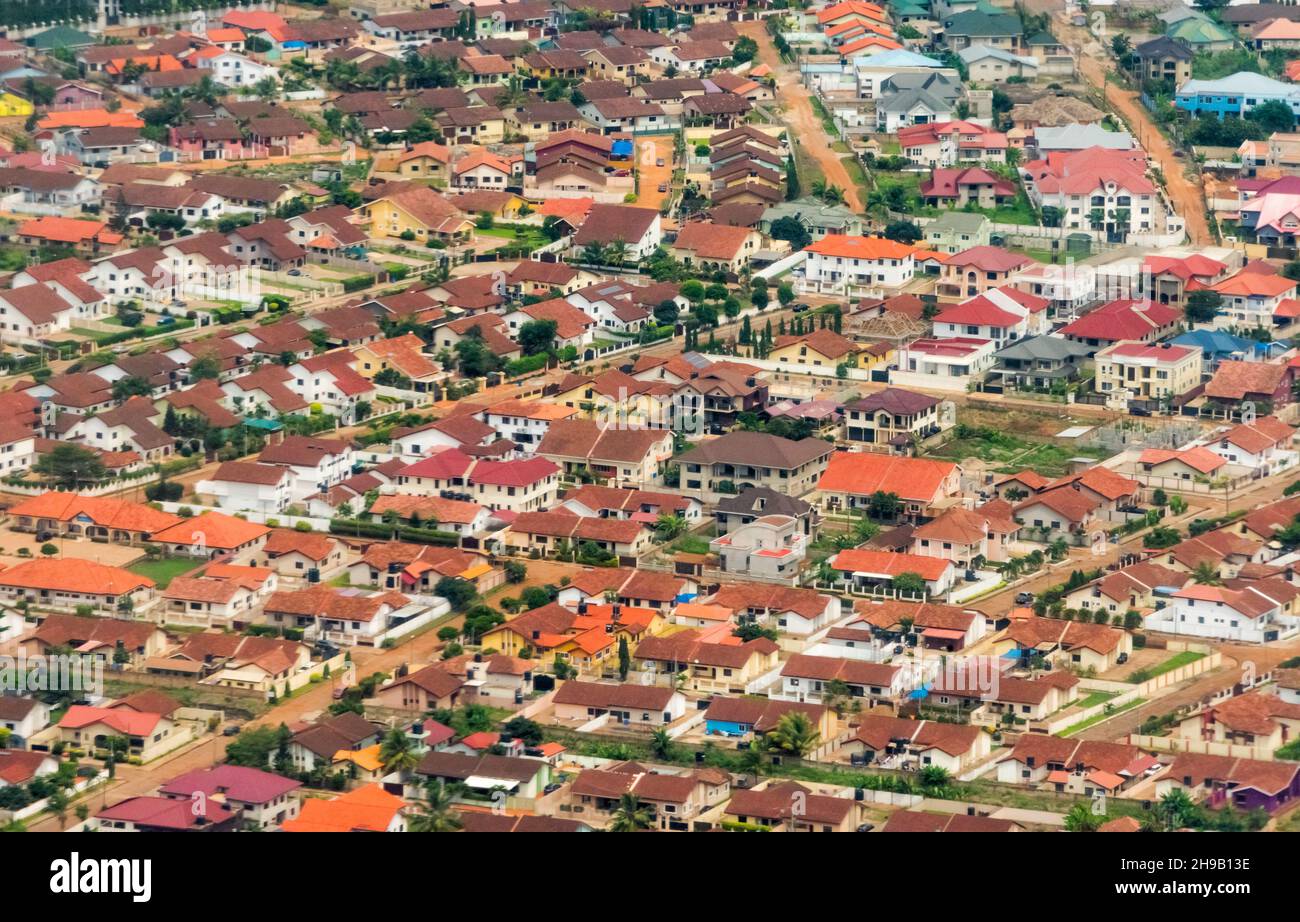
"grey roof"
994,335,1092,363
878,87,953,114
1157,3,1205,26
926,211,990,235
957,44,1038,67
714,486,815,518
882,71,962,103
763,197,862,229
1134,35,1194,61
1034,123,1135,151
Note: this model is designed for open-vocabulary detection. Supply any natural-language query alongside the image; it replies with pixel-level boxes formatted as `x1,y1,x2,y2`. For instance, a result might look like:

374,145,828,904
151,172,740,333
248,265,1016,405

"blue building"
1175,72,1300,119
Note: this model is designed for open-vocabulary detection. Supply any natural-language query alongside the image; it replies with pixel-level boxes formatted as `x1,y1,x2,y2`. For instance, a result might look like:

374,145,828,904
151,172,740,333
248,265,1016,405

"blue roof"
857,49,943,68
1169,328,1251,355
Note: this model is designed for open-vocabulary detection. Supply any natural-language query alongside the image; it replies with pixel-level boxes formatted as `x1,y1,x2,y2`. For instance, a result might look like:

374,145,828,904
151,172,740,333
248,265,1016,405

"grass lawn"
477,226,550,252
1128,651,1205,683
924,429,1108,478
671,534,712,555
841,154,871,210
1074,690,1120,710
127,557,202,589
1061,698,1145,736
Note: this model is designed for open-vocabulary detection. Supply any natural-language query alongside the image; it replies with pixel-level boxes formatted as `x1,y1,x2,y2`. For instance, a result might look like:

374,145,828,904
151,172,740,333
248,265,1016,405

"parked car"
658,183,667,192
222,724,241,737
1015,592,1034,604
288,268,303,276
1116,652,1129,665
655,158,665,167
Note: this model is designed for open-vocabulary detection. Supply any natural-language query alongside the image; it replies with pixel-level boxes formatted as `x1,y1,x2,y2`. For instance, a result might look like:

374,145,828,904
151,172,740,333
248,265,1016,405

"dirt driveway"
737,22,862,211
636,135,675,213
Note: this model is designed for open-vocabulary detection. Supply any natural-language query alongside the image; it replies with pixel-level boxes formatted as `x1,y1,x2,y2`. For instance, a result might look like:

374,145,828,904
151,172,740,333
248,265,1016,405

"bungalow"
996,734,1154,796
703,697,834,740
817,451,961,520
843,715,989,773
634,632,780,694
552,681,686,727
777,654,905,705
1156,753,1300,813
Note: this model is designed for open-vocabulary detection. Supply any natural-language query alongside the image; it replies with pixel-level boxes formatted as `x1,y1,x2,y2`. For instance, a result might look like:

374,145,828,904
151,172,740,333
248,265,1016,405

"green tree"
111,375,152,402
1064,802,1102,832
765,711,820,757
407,779,463,832
1185,290,1222,326
517,318,558,356
891,572,927,597
435,577,477,611
608,792,653,832
188,352,222,381
378,728,420,775
33,444,107,489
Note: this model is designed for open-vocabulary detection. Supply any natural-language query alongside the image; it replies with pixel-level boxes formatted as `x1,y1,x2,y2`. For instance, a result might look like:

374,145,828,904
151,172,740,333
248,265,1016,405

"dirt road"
737,22,863,211
1055,14,1212,246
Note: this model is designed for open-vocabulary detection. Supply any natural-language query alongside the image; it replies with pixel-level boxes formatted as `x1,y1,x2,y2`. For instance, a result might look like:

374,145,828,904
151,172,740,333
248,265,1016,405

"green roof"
26,25,95,50
1166,18,1235,45
942,11,1023,37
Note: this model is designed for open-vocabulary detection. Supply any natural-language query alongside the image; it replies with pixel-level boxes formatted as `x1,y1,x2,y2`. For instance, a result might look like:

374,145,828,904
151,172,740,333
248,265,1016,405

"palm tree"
1064,802,1102,832
765,711,820,758
649,728,674,761
1157,788,1199,830
1048,537,1070,562
1192,561,1222,585
606,238,629,268
654,513,688,542
581,241,608,266
737,743,767,778
407,779,463,832
608,793,653,831
378,728,419,775
918,765,952,791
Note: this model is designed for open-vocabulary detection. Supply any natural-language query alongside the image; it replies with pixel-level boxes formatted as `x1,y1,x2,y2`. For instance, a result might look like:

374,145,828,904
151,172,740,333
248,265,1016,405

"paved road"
1054,13,1212,246
737,21,862,211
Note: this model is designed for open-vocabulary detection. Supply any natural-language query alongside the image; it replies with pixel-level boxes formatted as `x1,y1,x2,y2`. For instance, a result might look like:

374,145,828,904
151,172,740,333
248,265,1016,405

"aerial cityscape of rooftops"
0,0,1299,840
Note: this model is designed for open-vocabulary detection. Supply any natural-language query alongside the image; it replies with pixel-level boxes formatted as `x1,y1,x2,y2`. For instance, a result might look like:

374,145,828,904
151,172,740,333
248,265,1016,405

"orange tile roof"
7,492,181,534
149,511,271,550
805,235,918,261
830,548,951,581
281,783,404,832
1211,271,1298,298
817,452,956,503
37,109,144,130
0,558,153,595
17,216,110,245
